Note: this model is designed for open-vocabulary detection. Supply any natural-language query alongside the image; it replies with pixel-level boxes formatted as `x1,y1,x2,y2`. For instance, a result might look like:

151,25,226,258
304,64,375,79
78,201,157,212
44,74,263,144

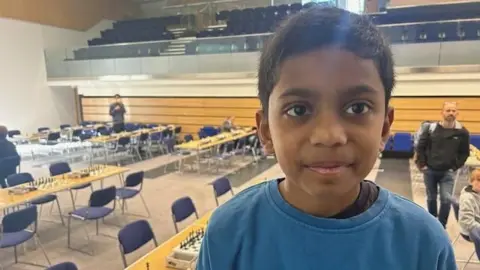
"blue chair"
471,135,480,149
392,133,413,152
184,134,194,142
0,155,20,188
171,196,198,233
6,173,64,225
67,186,117,255
60,124,71,130
47,262,78,270
118,220,158,267
0,206,51,268
212,177,235,206
116,171,151,217
50,162,94,210
7,130,20,138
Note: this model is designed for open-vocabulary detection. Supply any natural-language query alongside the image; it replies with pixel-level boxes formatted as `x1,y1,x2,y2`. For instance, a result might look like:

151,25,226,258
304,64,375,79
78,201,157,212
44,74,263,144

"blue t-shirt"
198,179,456,270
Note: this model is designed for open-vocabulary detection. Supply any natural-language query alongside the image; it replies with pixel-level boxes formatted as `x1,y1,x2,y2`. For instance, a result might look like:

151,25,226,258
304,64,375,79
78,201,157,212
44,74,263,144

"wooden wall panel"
0,0,140,30
80,96,480,138
81,97,259,139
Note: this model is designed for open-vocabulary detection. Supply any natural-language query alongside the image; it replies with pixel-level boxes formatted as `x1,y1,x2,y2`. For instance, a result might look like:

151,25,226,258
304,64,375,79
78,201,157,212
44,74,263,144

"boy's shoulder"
387,191,449,242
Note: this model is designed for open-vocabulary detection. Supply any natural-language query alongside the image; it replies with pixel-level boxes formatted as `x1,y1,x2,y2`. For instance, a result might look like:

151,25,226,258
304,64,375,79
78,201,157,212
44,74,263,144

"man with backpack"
416,101,470,228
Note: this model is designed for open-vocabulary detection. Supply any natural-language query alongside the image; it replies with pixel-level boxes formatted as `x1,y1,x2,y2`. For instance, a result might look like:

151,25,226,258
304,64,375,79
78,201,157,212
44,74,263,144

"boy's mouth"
305,162,351,175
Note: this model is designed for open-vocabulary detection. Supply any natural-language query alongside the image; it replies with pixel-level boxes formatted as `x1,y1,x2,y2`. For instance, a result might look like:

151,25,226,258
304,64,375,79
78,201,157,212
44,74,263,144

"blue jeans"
423,168,455,227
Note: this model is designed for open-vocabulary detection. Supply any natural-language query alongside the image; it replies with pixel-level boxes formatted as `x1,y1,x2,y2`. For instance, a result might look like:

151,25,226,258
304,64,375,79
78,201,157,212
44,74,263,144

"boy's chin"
299,175,361,197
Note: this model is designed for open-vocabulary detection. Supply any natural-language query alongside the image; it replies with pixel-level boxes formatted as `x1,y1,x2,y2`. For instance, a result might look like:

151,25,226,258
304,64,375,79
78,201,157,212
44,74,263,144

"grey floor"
1,154,478,269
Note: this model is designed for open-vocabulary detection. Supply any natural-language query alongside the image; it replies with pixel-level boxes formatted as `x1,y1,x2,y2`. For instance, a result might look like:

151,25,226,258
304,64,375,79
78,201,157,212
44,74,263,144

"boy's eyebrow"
279,85,379,99
278,88,318,99
340,85,379,96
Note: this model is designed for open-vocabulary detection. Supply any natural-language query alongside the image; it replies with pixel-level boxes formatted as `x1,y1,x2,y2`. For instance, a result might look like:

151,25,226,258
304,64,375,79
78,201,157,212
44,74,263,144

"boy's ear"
380,106,395,151
255,110,274,155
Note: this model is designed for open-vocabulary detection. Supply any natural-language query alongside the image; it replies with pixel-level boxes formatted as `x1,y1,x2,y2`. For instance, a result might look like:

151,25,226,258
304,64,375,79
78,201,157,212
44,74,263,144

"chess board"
68,165,109,178
166,228,205,270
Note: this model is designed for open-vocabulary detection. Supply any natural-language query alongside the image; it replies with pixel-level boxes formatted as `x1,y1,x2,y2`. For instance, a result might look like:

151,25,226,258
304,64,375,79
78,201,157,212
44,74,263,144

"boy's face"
257,48,394,199
471,170,480,192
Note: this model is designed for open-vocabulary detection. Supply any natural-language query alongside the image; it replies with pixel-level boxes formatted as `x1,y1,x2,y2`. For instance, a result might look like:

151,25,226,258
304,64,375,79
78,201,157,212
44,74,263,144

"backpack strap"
428,123,437,134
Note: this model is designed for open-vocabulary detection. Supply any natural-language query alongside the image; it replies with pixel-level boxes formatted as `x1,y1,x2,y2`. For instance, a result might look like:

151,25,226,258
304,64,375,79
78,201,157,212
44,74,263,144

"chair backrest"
46,262,78,270
212,177,233,197
2,205,37,233
49,162,72,176
471,135,480,149
449,196,460,221
139,133,149,141
72,129,83,137
118,220,157,255
125,171,144,188
38,127,50,133
89,186,116,207
184,134,193,142
60,124,71,130
171,196,197,222
118,136,131,146
47,132,61,141
7,130,20,138
6,172,34,187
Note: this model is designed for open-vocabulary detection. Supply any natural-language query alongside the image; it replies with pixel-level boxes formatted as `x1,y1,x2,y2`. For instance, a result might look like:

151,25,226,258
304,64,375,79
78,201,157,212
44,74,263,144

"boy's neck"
279,179,361,218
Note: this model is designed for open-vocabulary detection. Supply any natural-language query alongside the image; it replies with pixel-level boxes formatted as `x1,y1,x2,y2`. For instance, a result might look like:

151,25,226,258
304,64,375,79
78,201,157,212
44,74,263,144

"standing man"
109,94,126,133
416,101,470,228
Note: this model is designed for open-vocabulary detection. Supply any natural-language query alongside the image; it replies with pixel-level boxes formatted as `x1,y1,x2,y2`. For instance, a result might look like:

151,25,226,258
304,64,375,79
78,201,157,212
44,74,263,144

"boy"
198,7,455,270
459,168,480,259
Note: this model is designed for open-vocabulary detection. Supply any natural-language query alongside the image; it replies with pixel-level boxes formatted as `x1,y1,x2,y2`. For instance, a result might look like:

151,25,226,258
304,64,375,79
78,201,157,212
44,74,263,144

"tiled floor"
1,155,478,269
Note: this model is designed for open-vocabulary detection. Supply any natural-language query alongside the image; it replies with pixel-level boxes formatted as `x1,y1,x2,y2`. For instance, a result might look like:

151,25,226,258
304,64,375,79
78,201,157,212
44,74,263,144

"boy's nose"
308,114,347,147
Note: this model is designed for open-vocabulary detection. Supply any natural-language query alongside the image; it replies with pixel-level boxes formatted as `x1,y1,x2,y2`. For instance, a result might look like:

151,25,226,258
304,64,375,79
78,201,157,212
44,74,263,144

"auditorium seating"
71,2,480,60
87,16,188,46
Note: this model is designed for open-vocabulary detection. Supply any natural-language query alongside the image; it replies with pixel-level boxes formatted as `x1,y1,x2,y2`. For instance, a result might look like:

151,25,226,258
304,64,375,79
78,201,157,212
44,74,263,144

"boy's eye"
345,103,371,115
286,105,311,117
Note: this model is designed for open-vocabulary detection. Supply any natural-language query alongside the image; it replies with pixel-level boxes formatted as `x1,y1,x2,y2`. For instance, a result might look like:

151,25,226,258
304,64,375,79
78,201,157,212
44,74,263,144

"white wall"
0,18,112,133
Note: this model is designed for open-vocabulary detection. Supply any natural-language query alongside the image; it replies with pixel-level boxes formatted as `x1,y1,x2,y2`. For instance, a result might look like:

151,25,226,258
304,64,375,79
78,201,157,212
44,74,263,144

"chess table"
0,165,129,211
126,175,271,270
175,128,257,173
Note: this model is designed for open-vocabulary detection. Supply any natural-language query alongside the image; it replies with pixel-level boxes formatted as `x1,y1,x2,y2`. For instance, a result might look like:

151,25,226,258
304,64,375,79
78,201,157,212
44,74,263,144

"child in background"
197,6,455,270
459,168,480,259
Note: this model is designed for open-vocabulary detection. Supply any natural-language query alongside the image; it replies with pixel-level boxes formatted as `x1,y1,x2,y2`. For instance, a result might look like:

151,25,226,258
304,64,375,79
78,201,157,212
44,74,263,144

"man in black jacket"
0,125,20,187
109,94,127,133
416,102,470,227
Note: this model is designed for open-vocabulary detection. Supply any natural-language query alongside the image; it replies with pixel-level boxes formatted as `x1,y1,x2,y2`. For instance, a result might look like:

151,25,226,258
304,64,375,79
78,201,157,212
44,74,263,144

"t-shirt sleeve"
437,243,457,270
197,225,234,270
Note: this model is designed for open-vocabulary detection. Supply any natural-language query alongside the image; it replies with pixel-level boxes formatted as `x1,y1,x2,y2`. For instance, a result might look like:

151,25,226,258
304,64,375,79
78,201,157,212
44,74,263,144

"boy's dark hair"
258,7,395,114
114,94,121,98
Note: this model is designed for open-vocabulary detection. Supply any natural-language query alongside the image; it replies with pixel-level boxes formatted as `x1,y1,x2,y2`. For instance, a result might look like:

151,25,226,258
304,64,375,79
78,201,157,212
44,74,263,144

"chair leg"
74,191,78,204
55,198,65,226
14,246,18,263
121,199,126,214
96,220,99,236
90,185,94,192
139,194,151,217
69,190,76,210
67,216,72,248
36,234,51,266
